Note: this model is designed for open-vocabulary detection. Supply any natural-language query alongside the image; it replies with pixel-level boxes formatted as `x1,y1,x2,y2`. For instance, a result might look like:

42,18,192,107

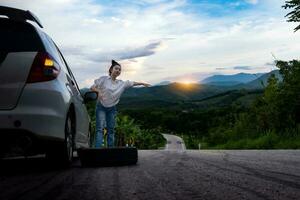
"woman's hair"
109,60,121,75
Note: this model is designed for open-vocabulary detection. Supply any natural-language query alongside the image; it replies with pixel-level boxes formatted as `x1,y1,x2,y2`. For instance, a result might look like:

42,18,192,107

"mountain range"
81,70,282,108
200,72,264,86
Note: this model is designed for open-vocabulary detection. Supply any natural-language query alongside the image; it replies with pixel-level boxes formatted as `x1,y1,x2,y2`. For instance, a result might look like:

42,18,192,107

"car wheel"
46,110,75,167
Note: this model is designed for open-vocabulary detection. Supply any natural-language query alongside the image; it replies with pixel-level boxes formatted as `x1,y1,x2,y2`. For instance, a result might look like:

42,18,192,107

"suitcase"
77,147,138,167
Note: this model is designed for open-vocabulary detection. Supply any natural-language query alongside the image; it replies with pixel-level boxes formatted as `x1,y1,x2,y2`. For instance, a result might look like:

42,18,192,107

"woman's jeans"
95,103,117,148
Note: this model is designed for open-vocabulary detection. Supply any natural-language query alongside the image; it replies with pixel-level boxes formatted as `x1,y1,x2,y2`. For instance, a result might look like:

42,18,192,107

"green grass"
181,130,300,149
214,132,300,149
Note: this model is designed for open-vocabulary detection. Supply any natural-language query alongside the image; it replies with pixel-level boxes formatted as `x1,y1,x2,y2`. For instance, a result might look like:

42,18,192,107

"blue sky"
1,0,299,87
184,0,258,16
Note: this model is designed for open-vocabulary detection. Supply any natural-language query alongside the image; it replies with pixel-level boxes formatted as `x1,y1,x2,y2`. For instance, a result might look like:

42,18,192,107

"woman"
90,60,150,148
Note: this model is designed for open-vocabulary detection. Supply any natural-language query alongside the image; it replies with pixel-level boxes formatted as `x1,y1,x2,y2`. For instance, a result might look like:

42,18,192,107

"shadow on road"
0,156,79,175
0,155,138,175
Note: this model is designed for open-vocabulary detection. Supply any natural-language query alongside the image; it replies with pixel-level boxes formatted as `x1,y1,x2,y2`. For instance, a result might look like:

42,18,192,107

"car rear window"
0,19,44,52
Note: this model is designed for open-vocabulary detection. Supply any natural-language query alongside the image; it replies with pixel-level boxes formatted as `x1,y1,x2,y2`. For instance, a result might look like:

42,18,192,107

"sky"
1,0,300,87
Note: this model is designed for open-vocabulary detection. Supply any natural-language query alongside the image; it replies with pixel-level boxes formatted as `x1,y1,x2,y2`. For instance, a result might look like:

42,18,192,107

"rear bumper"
0,80,71,157
0,106,66,140
0,80,70,139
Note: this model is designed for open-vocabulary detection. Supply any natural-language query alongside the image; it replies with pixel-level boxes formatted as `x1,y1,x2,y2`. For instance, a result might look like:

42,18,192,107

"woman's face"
111,65,121,77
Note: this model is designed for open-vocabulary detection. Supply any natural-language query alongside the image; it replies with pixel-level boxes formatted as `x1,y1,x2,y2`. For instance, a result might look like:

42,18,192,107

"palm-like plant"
116,115,141,147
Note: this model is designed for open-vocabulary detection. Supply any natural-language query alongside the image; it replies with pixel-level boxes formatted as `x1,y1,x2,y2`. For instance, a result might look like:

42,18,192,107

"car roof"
0,5,43,28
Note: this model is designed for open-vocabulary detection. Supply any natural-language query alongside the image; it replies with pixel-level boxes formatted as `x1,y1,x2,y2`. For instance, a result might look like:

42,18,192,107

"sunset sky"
1,0,300,87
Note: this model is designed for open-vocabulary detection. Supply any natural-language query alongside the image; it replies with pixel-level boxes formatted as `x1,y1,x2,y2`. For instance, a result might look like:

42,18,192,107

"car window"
0,19,44,52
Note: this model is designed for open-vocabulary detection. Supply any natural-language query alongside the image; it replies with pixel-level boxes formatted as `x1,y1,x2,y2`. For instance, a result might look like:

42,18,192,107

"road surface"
162,134,186,150
1,150,300,200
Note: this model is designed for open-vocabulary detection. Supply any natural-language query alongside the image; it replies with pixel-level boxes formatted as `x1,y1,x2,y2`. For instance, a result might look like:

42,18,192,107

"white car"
0,6,97,165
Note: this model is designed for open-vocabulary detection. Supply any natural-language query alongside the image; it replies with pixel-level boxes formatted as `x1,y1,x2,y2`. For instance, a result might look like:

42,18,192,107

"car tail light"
26,52,60,83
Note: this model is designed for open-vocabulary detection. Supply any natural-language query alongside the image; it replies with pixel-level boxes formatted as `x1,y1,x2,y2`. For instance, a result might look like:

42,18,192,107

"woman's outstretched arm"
133,81,151,87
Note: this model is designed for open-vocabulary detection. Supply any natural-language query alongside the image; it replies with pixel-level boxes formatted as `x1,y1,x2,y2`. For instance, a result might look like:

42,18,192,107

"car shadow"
0,156,80,175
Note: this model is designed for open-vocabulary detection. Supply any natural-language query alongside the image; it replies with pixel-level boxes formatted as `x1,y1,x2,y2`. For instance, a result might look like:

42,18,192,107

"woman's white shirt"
92,76,134,107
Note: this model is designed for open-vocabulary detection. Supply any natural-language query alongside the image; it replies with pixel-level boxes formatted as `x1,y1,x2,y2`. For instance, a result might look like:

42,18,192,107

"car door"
55,46,90,147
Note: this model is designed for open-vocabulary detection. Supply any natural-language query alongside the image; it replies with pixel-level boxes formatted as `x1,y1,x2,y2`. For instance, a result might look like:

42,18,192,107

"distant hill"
189,89,263,109
155,81,172,86
234,70,282,89
201,73,264,86
202,81,242,86
119,87,264,110
121,82,227,103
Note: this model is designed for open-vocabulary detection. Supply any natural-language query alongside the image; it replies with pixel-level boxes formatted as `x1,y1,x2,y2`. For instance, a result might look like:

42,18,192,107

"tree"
255,74,280,131
283,0,300,32
275,60,300,127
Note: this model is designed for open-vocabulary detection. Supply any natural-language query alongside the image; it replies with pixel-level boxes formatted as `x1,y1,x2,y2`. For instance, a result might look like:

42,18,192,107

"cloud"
61,40,165,63
233,66,252,70
153,71,214,83
265,62,275,66
216,67,226,70
118,41,164,60
83,18,103,25
215,66,253,71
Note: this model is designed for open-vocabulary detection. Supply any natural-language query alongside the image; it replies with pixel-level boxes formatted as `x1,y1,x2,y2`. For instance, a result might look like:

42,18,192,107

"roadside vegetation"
86,102,166,149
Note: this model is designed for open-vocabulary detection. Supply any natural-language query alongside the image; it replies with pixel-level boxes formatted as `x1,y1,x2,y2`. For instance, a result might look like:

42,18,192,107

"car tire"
46,110,74,167
78,147,138,167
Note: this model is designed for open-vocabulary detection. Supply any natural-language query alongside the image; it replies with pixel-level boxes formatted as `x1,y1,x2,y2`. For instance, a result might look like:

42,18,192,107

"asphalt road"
0,150,300,200
162,134,186,150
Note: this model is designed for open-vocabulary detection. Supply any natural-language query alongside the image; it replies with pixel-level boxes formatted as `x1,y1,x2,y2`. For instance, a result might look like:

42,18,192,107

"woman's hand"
143,83,151,87
90,86,99,93
133,82,151,87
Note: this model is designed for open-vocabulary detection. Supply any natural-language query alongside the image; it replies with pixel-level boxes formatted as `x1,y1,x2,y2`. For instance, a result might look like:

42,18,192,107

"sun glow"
179,80,195,85
175,79,198,90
